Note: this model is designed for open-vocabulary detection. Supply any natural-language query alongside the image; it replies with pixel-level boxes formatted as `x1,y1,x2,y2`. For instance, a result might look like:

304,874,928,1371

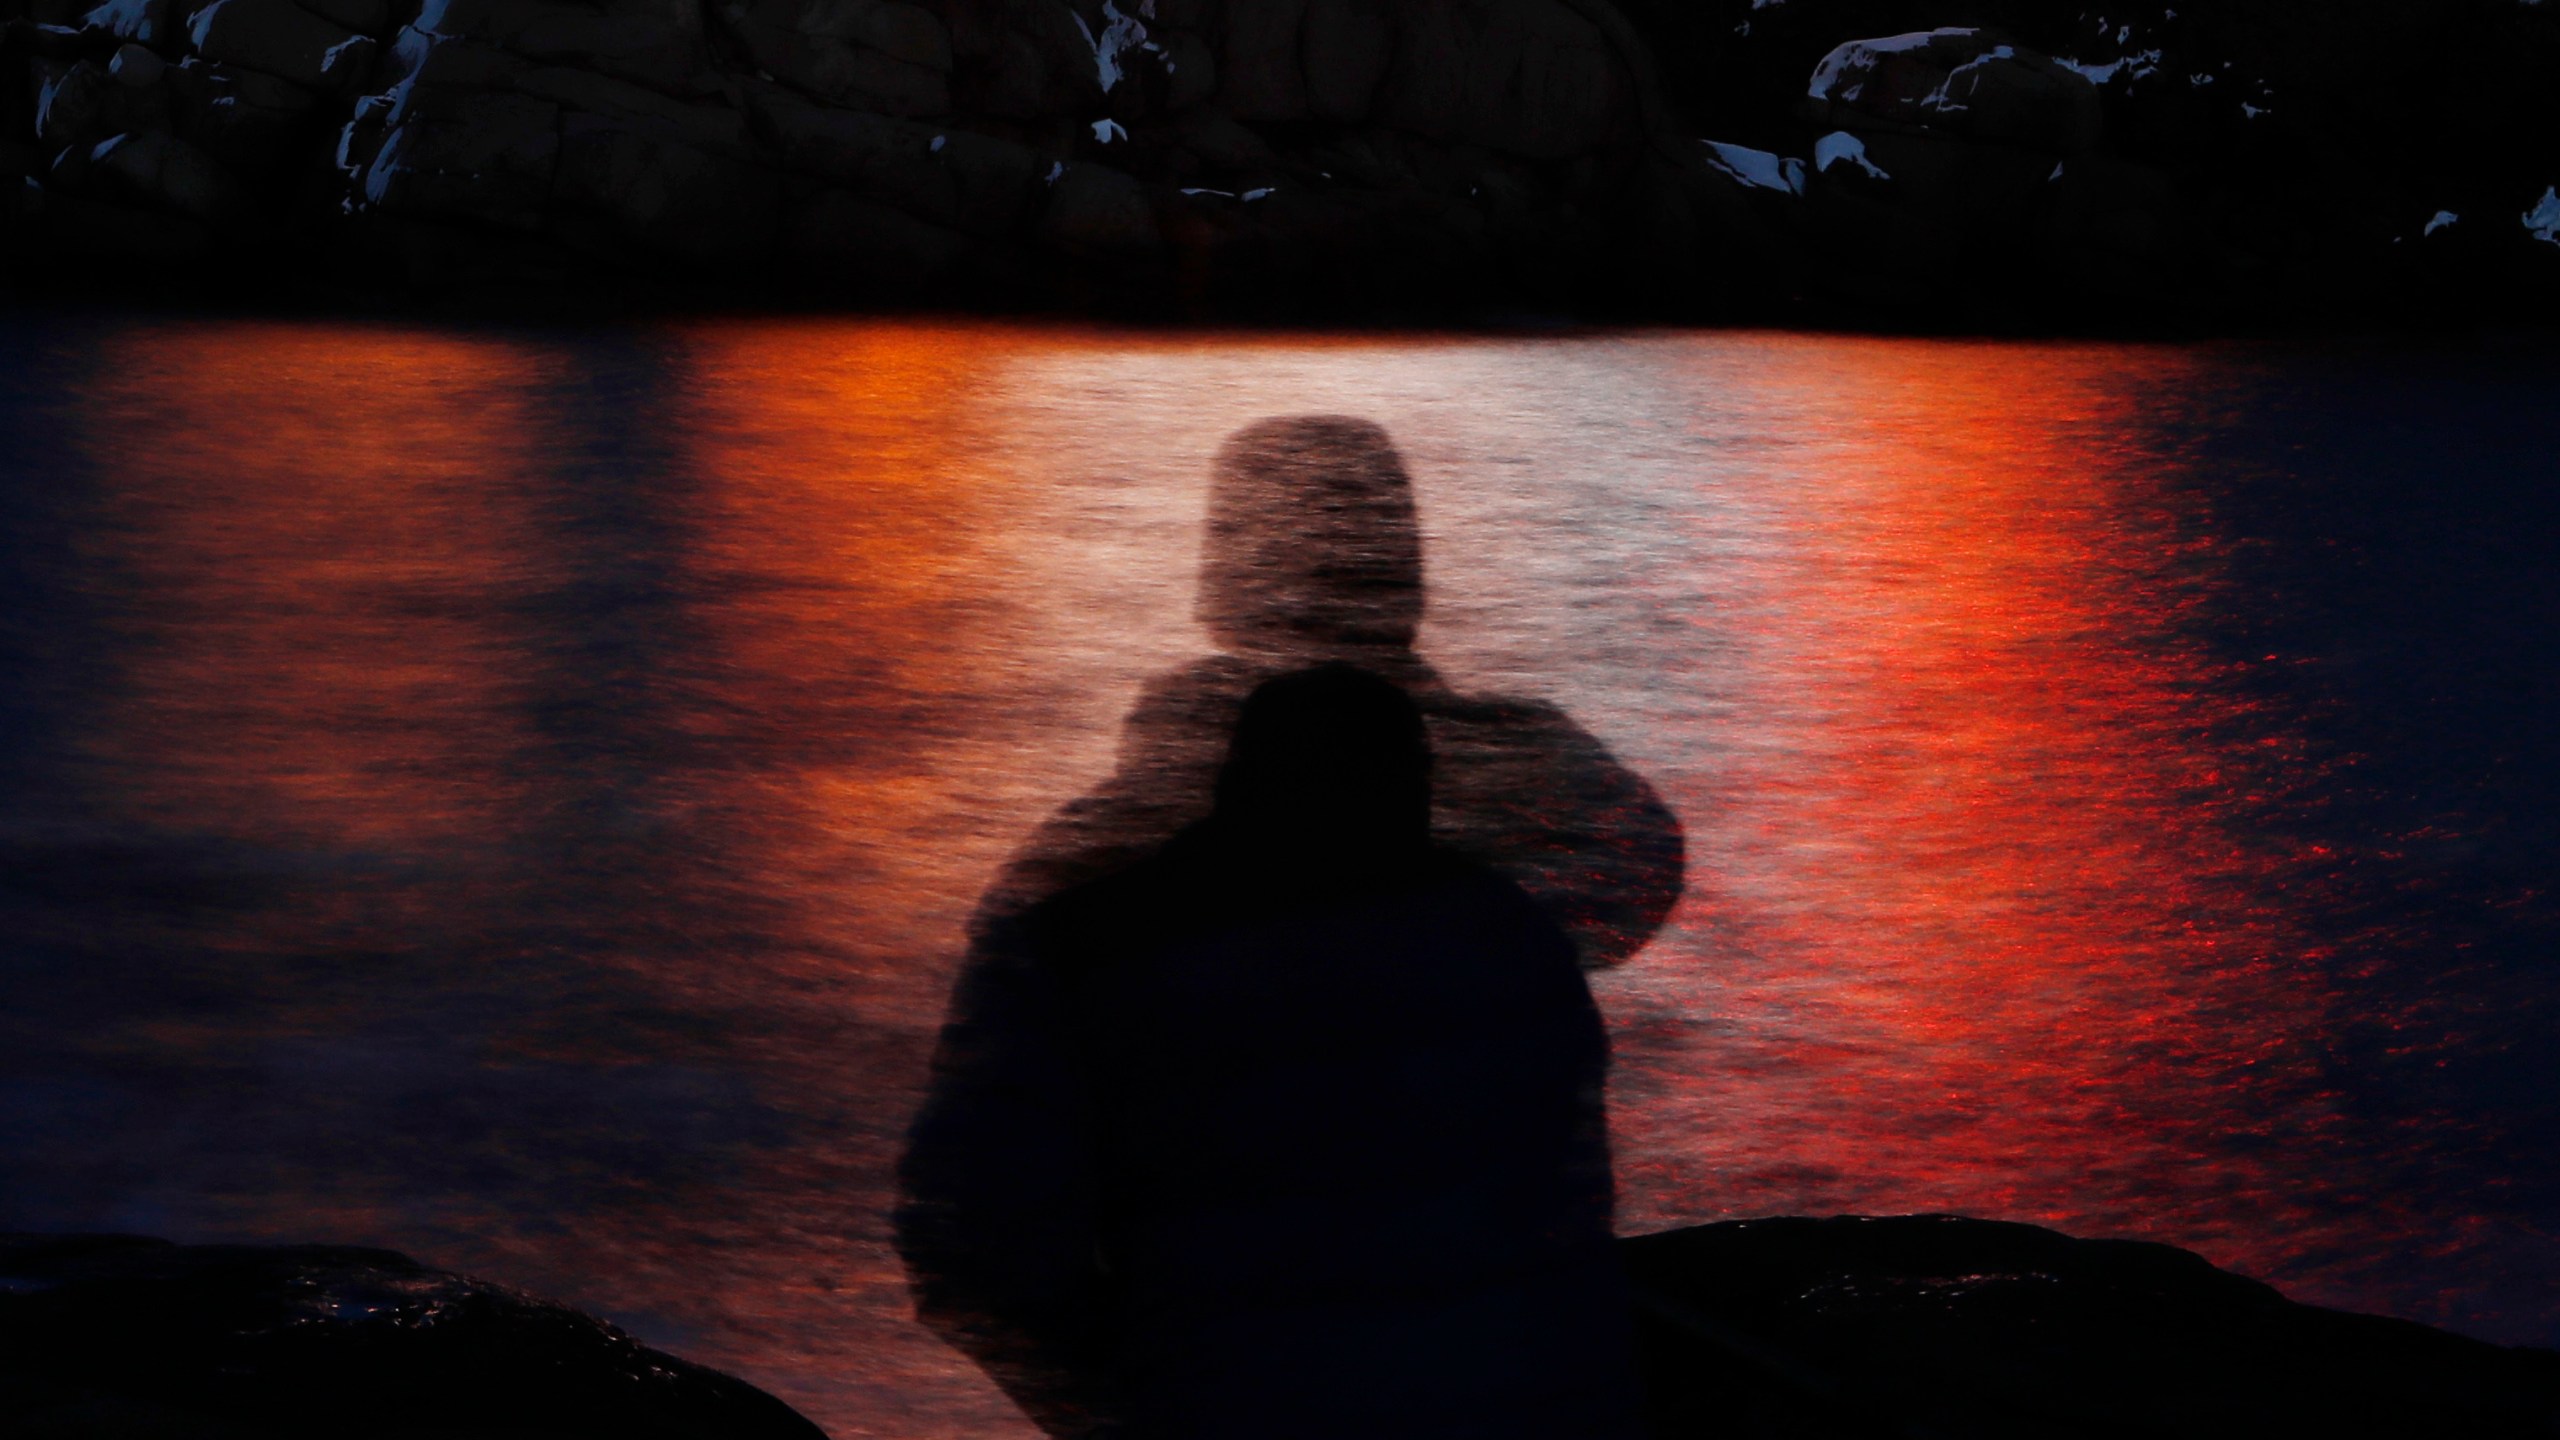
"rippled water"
2,319,2554,1436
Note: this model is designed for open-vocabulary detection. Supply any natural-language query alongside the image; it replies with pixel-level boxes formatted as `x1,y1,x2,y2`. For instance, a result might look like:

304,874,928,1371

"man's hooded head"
1212,663,1430,871
1197,417,1424,655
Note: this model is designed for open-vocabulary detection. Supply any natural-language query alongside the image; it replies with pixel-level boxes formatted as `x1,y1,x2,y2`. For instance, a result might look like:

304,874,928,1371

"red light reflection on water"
74,324,548,854
43,322,2461,1437
1612,339,2357,1279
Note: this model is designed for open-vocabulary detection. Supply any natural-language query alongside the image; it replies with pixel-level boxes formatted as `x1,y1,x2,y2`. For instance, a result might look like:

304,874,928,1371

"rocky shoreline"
2,0,2553,327
10,1217,2557,1438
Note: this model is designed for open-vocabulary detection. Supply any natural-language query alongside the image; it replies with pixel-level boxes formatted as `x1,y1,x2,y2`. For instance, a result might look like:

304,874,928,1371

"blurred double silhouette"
897,418,1684,1438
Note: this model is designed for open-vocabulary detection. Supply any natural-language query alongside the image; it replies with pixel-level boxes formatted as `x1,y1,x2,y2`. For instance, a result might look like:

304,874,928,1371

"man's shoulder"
1415,851,1579,948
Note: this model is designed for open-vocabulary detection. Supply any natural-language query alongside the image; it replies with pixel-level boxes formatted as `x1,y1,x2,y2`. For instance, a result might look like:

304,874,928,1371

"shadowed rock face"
0,0,1728,314
0,1233,827,1440
1627,1214,2560,1440
5,0,2552,319
1805,28,2102,155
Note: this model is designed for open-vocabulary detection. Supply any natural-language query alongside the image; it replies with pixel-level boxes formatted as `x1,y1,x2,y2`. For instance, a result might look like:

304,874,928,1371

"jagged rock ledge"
0,1233,825,1439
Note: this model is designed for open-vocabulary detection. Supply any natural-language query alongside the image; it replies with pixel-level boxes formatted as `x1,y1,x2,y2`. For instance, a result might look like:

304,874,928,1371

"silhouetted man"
969,415,1684,971
899,415,1680,1434
902,665,1641,1438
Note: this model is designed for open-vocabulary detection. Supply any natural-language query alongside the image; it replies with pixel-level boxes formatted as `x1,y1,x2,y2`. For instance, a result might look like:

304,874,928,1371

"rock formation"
1628,1214,2560,1440
0,0,1759,314
0,0,2552,321
0,1232,826,1439
10,1219,2557,1438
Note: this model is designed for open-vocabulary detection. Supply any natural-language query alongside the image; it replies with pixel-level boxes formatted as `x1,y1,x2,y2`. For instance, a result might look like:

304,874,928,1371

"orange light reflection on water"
1614,337,2351,1271
73,324,549,857
39,320,2456,1437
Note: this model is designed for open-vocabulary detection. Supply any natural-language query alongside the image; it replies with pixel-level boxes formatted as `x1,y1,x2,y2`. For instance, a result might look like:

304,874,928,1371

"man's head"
1212,663,1430,866
1197,417,1424,656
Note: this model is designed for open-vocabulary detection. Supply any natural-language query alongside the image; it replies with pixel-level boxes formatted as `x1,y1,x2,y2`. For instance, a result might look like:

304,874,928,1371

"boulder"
1626,1215,2560,1440
107,40,164,89
932,123,1050,232
374,21,532,93
1372,0,1627,161
1745,28,2156,315
32,56,110,151
551,115,778,261
718,0,953,117
186,0,376,98
1034,155,1160,254
79,127,242,219
409,0,720,98
1220,0,1309,122
1459,0,1621,160
1807,28,2101,157
167,56,320,171
513,65,753,153
1299,0,1392,123
98,42,172,129
2039,152,2188,277
750,84,948,200
357,83,562,230
297,0,391,38
79,0,174,46
0,1234,826,1440
748,82,1043,235
783,183,970,282
1169,106,1273,172
1840,126,2059,222
934,0,1103,121
1158,27,1215,111
28,45,178,145
341,20,763,253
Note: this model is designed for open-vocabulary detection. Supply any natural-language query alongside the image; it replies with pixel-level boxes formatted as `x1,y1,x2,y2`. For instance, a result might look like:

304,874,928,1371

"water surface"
2,319,2554,1436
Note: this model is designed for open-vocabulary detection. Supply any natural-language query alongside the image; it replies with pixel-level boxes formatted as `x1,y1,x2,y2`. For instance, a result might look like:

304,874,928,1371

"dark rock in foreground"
0,1233,825,1440
11,1219,2556,1438
1626,1214,2560,1440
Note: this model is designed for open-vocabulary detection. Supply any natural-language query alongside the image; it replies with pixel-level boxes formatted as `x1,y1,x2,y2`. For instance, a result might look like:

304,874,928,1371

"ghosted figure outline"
897,417,1683,1436
963,415,1685,966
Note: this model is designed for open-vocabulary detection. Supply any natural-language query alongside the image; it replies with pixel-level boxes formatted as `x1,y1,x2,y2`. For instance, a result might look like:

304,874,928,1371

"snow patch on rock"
1814,131,1889,180
2526,187,2560,246
2057,49,2161,84
1075,0,1151,95
1701,139,1804,195
1807,30,1945,102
